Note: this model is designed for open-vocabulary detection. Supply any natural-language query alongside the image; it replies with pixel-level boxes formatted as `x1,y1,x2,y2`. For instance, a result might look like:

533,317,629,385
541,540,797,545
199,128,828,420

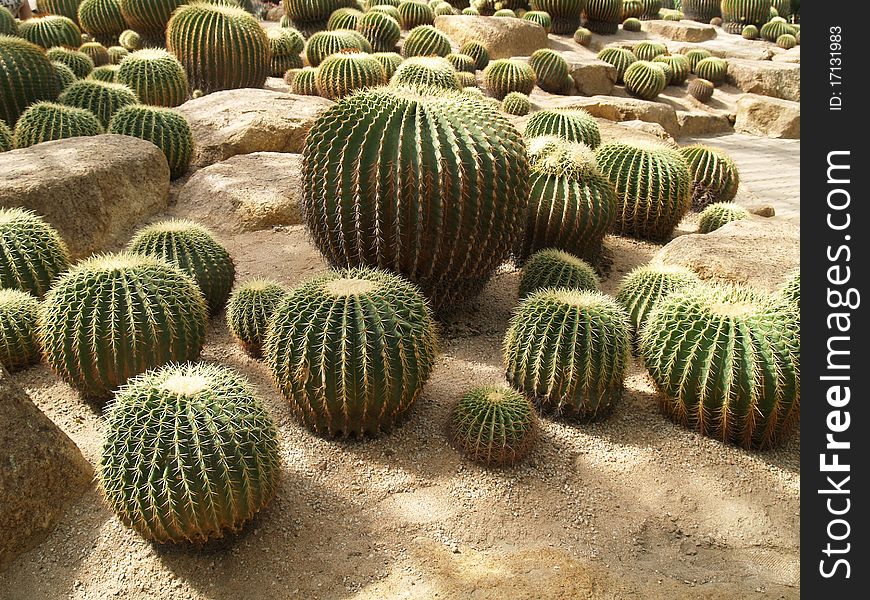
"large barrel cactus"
315,51,388,100
79,41,110,66
328,7,363,31
653,54,690,85
0,6,16,36
268,27,304,77
283,0,359,35
98,362,280,543
721,0,771,34
108,105,193,179
118,0,187,46
523,108,601,148
58,79,139,127
38,252,208,399
0,208,72,297
166,3,269,94
501,91,530,116
373,51,404,79
583,0,622,34
640,0,661,19
679,145,740,210
51,60,84,90
265,267,438,437
13,101,104,147
529,49,573,95
639,284,800,449
459,40,489,70
482,59,536,100
596,47,636,83
594,142,692,243
682,0,721,22
1,36,63,127
301,86,530,310
116,48,189,107
530,0,587,34
77,0,127,45
227,278,289,357
18,16,82,49
0,289,41,371
37,0,84,25
397,0,435,29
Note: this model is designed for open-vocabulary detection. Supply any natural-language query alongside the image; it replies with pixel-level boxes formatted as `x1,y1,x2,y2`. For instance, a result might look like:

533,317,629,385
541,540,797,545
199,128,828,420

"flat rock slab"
565,95,681,138
434,15,548,59
771,47,800,63
735,94,800,139
726,58,801,102
656,217,799,292
642,19,717,42
171,152,303,234
0,134,169,258
0,366,93,569
177,89,334,168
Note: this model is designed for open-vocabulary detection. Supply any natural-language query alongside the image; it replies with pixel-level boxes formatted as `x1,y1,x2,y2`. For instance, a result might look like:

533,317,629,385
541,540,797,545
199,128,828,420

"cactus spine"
117,49,189,107
13,100,104,147
316,51,388,100
623,60,667,100
697,202,749,233
58,79,138,127
519,248,599,298
615,262,701,335
0,289,41,371
227,279,289,357
0,208,72,297
482,59,536,99
108,104,193,179
523,108,601,148
679,144,740,210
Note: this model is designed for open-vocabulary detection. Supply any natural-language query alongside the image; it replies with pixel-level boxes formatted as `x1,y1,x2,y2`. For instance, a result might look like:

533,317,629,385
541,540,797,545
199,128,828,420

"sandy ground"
0,218,799,599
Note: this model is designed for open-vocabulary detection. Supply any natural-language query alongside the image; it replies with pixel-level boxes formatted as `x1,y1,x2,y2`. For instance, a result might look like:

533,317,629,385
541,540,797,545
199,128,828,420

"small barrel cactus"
623,60,667,100
721,0,770,34
653,54,690,85
118,28,141,50
622,17,642,31
127,219,235,314
450,386,539,466
482,59,536,100
39,252,208,398
505,289,631,420
523,10,552,32
0,289,41,371
639,284,800,449
529,48,573,95
265,267,438,437
632,40,667,61
397,0,435,29
519,248,599,298
460,40,489,70
117,48,189,107
357,10,401,52
683,48,711,70
98,362,280,543
616,262,701,335
573,26,592,45
493,8,516,17
58,79,138,127
284,0,360,35
268,28,304,77
0,120,11,151
456,71,477,88
88,64,119,82
0,208,71,297
697,202,749,233
694,56,727,85
13,100,104,147
596,47,636,83
759,16,794,42
584,0,623,34
107,45,128,64
687,77,714,102
679,144,740,210
373,51,404,78
77,0,126,45
79,41,110,66
530,0,585,34
108,104,193,179
328,6,364,30
47,46,95,78
305,29,372,66
780,270,799,308
316,50,388,100
402,24,452,57
682,0,721,22
289,66,319,95
18,15,82,49
523,108,601,148
777,33,796,49
741,24,759,39
390,56,460,90
227,278,289,357
118,0,187,46
446,52,476,73
501,91,530,116
595,142,691,242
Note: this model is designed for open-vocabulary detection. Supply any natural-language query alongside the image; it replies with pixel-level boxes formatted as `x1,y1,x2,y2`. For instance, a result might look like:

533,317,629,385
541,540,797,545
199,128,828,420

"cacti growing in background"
505,289,631,420
402,24,452,57
433,1,454,16
118,0,186,46
623,60,667,100
721,0,771,34
653,54,690,84
501,91,530,115
118,28,141,50
621,0,643,18
371,3,402,20
740,24,759,39
167,3,269,94
127,220,235,314
693,56,726,85
79,41,110,66
594,142,691,242
529,49,573,95
12,101,103,147
679,144,740,210
268,27,304,77
88,64,120,81
77,0,126,45
117,49,188,107
390,56,460,90
482,59,536,99
523,10,552,32
697,202,749,233
450,386,539,466
523,108,601,148
1,36,63,127
108,105,193,179
687,77,714,101
0,6,17,36
357,10,401,51
227,279,289,357
98,362,280,543
107,45,128,64
373,51,404,78
780,270,799,308
265,267,438,436
770,0,790,18
39,252,208,398
316,51,388,99
0,120,11,151
459,40,489,70
573,26,592,45
58,79,138,127
622,17,642,31
0,208,71,297
305,29,372,66
681,0,720,22
328,6,364,30
639,0,661,19
18,16,82,49
283,0,360,34
776,33,796,49
446,52,475,73
289,66,319,94
615,262,701,336
519,248,599,298
583,0,622,34
397,0,435,29
37,0,83,24
596,47,636,83
530,0,586,34
518,136,616,262
302,86,530,310
47,46,95,78
683,48,711,70
639,284,800,449
632,41,667,61
0,289,41,371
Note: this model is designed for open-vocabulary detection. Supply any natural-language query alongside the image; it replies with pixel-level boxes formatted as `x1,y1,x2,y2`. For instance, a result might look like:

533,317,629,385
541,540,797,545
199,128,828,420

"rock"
563,53,617,96
170,152,304,234
771,47,800,64
0,366,93,569
642,19,717,42
600,119,678,147
176,89,334,168
655,217,799,292
434,15,548,59
669,40,775,62
616,120,675,143
566,95,681,138
266,6,284,21
725,59,800,102
676,110,733,137
734,94,800,139
0,135,170,259
748,204,776,218
264,77,291,94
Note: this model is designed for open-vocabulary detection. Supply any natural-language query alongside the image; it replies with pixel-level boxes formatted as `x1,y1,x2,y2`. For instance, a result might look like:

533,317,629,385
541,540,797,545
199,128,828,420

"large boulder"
734,94,800,139
563,53,617,96
170,152,303,234
176,89,334,168
0,366,93,569
434,15,548,59
642,19,717,42
676,110,733,137
655,217,799,291
0,135,170,259
566,95,681,138
725,59,801,102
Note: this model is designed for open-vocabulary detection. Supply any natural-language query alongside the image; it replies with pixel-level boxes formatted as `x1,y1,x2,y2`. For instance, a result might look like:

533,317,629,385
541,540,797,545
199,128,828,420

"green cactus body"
740,24,758,38
305,29,372,66
18,16,82,49
770,0,790,17
780,270,799,308
620,0,642,18
284,0,360,34
679,144,740,210
79,41,110,66
721,0,771,33
697,202,749,233
687,77,713,101
519,248,599,298
653,54,690,84
328,7,364,30
639,284,800,449
47,46,95,78
166,3,269,94
622,17,642,31
529,49,573,95
501,91,530,115
504,289,631,419
523,108,601,148
37,0,83,24
265,267,438,437
446,52,475,73
433,2,454,16
482,59,536,99
596,47,636,83
681,0,720,21
390,56,460,90
493,8,515,16
523,10,552,32
357,10,401,52
315,51,388,99
1,36,65,127
632,40,667,61
77,0,126,45
0,120,11,151
39,252,208,398
450,386,538,466
594,142,691,242
118,0,186,44
459,41,489,70
289,66,319,94
302,86,529,310
372,51,403,78
0,208,72,297
0,6,16,36
530,0,586,34
583,0,622,34
776,33,796,48
98,362,280,543
58,79,138,127
88,64,120,82
108,105,193,179
402,24,452,57
0,289,41,371
13,100,103,147
227,278,289,356
371,4,401,20
456,70,477,88
639,0,661,19
127,220,235,313
116,49,189,107
683,48,711,70
107,45,128,64
573,26,592,45
397,1,435,29
623,60,667,100
693,56,726,84
615,262,701,335
268,28,304,77
519,136,616,262
118,28,141,50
